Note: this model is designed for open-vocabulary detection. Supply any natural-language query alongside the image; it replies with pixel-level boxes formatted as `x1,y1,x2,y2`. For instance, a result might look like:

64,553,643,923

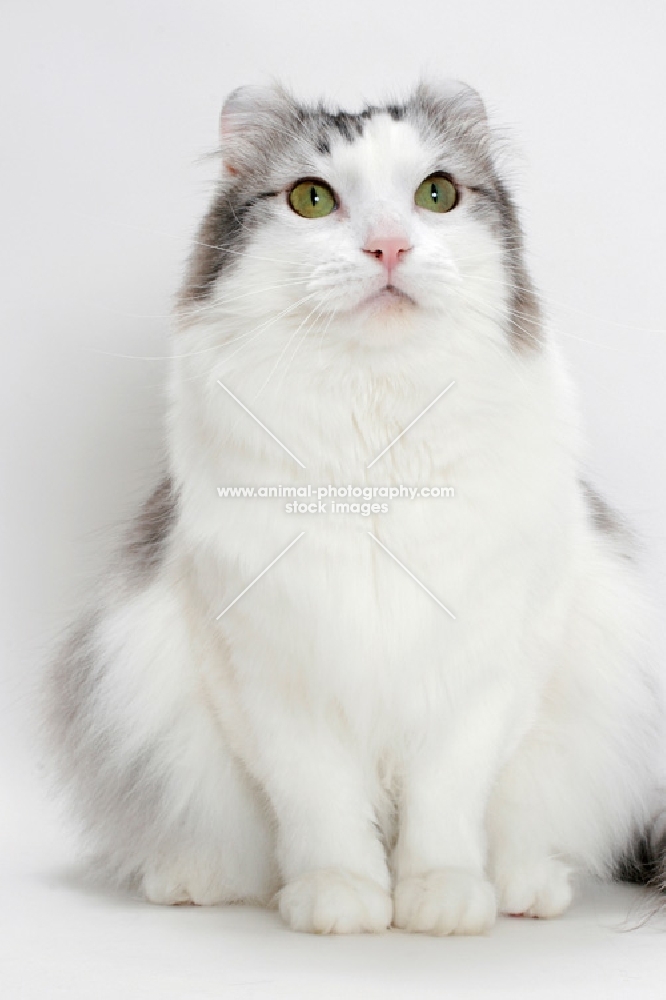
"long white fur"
61,102,661,934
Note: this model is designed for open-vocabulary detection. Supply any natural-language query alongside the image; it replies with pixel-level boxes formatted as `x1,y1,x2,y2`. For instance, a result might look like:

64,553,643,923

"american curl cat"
47,81,666,935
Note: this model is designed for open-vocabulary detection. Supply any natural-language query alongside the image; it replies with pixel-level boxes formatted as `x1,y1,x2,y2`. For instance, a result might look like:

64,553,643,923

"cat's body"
48,82,664,934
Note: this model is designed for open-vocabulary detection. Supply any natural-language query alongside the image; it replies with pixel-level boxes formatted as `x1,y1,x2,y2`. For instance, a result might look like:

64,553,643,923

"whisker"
76,213,306,267
87,275,312,332
317,303,337,358
455,284,632,355
458,270,666,337
276,295,334,390
251,296,327,402
85,279,319,363
165,294,318,386
213,292,319,374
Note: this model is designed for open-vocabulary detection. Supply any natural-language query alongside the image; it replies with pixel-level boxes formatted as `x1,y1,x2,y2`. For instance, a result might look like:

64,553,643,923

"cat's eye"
288,179,337,219
414,174,458,213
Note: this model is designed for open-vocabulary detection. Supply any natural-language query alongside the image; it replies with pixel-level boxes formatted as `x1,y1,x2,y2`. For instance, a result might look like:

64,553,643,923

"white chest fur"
170,313,580,755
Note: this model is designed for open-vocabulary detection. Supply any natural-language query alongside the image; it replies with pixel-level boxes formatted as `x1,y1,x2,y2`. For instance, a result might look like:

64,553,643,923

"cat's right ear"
219,84,292,175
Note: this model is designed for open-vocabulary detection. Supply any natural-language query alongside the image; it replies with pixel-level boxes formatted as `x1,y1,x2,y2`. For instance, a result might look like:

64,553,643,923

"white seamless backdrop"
1,2,665,997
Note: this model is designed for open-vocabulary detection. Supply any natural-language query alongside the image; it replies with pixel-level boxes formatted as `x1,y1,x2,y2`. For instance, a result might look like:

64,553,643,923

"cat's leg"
392,680,517,936
254,722,392,933
487,557,657,918
50,575,277,907
138,733,276,907
206,671,393,933
486,752,576,919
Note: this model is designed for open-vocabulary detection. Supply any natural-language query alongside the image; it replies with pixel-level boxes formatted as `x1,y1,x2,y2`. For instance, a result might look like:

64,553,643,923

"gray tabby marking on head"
495,180,541,351
180,88,405,303
181,82,542,351
407,83,541,350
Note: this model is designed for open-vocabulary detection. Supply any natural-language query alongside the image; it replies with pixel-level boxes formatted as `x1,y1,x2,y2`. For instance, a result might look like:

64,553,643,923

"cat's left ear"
219,83,294,175
412,80,490,139
414,79,487,116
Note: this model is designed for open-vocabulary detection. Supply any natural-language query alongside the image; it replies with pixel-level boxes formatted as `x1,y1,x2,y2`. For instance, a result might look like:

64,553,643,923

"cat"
46,80,666,935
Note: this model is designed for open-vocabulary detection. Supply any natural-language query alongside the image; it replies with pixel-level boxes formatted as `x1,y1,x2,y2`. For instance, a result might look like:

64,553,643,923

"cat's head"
180,82,539,354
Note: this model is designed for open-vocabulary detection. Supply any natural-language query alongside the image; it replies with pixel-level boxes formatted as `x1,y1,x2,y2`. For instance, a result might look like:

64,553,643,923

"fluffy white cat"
47,81,664,935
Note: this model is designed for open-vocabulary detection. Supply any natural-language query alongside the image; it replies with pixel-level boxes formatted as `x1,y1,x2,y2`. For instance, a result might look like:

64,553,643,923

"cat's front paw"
494,858,573,918
142,862,229,906
393,869,496,936
277,869,392,934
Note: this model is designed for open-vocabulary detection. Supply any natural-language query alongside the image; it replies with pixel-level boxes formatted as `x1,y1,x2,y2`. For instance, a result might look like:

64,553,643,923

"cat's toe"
277,869,392,934
143,869,194,905
494,858,573,918
142,862,230,906
393,869,497,936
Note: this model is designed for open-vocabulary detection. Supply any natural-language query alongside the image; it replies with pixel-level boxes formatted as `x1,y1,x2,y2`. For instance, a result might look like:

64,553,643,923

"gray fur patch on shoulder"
581,480,634,558
45,478,180,881
122,476,178,580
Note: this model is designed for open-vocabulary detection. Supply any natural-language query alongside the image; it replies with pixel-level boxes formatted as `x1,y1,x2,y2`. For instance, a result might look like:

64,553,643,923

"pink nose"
362,235,411,277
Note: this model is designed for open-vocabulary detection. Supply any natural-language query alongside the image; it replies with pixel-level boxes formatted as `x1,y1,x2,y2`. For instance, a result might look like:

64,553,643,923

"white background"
1,1,666,996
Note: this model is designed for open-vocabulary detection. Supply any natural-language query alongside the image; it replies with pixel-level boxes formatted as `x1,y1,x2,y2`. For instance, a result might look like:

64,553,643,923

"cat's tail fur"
615,810,666,893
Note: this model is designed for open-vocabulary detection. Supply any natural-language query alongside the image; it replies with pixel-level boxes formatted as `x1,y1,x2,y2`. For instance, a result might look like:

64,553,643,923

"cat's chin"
342,311,427,351
336,285,421,347
359,285,417,313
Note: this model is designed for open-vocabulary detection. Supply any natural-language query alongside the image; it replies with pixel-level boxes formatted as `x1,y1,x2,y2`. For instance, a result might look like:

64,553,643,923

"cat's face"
181,83,538,352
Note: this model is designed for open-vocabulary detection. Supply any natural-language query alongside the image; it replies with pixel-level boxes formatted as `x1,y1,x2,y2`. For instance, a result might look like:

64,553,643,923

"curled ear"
219,83,295,175
412,79,490,141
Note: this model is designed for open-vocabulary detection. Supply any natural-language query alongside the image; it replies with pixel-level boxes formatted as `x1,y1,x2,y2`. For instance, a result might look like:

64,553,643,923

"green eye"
289,179,337,218
414,174,458,213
